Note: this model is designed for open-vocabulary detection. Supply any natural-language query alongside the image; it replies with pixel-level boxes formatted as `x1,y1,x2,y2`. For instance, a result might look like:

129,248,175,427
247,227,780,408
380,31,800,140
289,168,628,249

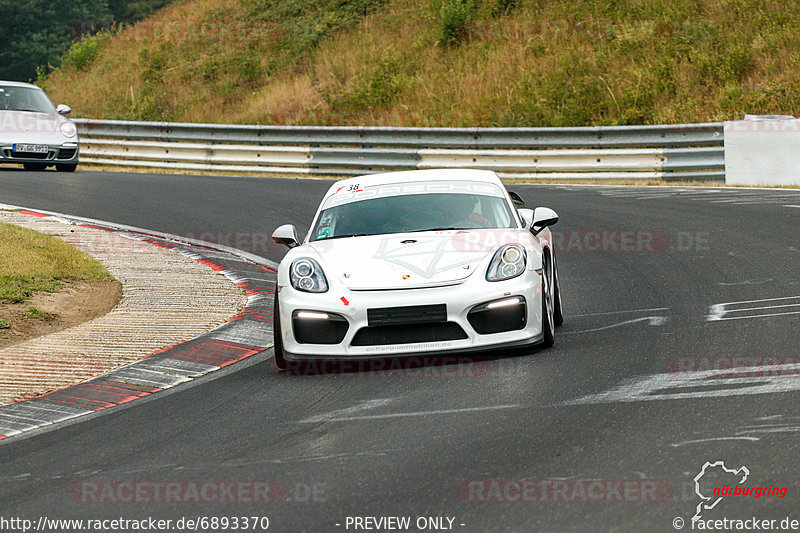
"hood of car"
0,110,64,141
306,231,511,290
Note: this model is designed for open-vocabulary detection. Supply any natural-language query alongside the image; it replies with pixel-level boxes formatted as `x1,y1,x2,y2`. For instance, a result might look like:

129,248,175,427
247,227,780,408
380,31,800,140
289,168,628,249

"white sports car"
271,169,562,370
0,81,79,172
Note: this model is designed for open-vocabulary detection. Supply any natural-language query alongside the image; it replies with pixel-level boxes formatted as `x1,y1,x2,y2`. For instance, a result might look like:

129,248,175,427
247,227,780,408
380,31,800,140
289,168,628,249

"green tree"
0,0,173,82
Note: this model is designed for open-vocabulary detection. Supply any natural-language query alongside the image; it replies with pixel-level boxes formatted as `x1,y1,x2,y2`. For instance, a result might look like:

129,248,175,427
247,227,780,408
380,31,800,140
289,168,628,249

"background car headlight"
486,244,527,282
60,122,77,137
290,258,328,293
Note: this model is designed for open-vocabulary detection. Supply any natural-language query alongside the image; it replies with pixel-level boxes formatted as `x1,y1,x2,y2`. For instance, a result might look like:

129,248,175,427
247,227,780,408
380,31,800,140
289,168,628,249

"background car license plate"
13,144,48,153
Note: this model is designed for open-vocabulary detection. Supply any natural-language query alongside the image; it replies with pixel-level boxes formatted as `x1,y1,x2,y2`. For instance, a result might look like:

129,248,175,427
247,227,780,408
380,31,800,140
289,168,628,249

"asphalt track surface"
2,168,800,532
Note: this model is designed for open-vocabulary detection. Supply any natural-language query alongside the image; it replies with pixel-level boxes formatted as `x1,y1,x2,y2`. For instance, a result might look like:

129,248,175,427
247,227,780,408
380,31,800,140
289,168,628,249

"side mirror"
531,207,559,235
518,208,534,229
56,104,72,116
508,191,525,209
272,224,299,248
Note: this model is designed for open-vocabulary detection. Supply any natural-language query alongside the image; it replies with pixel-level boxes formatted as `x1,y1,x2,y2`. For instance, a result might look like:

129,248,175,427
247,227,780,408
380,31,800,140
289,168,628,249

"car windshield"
310,192,516,241
0,86,56,114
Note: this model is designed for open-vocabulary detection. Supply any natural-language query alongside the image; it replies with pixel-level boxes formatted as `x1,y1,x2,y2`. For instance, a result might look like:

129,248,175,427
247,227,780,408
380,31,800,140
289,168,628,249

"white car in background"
271,169,563,370
0,81,79,172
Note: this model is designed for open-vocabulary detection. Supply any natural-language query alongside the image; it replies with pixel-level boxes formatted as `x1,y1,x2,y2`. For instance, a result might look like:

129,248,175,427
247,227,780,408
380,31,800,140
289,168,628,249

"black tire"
23,163,47,171
541,262,555,348
273,291,287,370
552,252,564,327
56,163,77,172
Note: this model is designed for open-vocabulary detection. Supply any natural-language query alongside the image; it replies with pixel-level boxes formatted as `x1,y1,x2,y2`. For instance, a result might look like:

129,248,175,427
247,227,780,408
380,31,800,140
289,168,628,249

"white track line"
670,437,760,447
570,307,669,318
299,398,397,424
315,404,520,422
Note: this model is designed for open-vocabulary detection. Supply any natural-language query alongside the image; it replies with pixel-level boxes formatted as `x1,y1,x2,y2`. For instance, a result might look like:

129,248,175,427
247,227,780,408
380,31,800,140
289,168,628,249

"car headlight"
486,244,527,282
290,258,328,293
60,122,77,138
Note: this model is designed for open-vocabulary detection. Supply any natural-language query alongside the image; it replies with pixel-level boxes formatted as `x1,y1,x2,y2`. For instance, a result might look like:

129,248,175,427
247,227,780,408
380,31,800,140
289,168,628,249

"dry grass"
0,221,114,304
41,0,800,126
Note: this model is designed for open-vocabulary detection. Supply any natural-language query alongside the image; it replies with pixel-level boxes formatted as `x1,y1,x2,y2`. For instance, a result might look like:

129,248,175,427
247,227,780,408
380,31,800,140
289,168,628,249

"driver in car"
11,90,34,111
444,195,491,227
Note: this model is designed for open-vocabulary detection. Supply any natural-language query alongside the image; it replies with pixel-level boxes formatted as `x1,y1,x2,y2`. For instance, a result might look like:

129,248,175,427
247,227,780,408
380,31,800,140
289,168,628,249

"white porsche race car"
271,169,563,370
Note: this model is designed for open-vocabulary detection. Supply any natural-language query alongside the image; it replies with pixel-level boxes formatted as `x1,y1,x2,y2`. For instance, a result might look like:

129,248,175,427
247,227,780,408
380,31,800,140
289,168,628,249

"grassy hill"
41,0,800,127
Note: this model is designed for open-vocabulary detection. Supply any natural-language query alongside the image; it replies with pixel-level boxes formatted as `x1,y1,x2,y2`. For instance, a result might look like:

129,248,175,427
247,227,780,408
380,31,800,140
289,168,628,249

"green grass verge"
20,306,55,320
0,221,115,304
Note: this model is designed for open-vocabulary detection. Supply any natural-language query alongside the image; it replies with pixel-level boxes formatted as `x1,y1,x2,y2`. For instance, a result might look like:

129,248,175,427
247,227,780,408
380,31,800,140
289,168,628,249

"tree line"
0,0,172,82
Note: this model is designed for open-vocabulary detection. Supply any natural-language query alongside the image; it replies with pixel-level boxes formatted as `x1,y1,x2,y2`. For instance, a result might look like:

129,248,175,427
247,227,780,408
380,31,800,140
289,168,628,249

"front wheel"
540,269,555,348
273,291,287,370
552,252,563,327
56,164,77,172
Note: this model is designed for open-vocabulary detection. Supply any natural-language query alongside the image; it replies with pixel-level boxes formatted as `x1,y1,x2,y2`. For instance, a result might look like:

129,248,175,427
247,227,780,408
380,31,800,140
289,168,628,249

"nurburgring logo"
676,461,792,531
693,461,750,524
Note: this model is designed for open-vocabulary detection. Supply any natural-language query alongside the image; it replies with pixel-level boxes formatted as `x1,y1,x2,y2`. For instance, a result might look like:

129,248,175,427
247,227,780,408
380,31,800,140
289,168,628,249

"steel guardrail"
74,119,725,181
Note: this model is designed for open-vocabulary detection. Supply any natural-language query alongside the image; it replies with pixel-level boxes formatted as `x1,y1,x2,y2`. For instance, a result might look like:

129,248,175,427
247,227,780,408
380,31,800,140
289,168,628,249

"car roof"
323,169,504,199
0,81,43,90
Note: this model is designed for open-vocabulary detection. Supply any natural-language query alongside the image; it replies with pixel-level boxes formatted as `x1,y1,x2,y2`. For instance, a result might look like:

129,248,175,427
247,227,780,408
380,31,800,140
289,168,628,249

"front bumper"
0,142,79,166
277,270,545,360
